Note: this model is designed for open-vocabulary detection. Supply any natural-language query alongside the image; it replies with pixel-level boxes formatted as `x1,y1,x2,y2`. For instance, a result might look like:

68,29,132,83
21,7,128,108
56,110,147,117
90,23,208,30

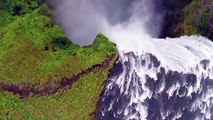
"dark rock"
160,0,193,38
160,0,213,41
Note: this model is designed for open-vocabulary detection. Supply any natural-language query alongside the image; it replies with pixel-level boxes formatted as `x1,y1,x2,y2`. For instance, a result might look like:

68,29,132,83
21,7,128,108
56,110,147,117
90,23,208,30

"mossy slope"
0,0,117,119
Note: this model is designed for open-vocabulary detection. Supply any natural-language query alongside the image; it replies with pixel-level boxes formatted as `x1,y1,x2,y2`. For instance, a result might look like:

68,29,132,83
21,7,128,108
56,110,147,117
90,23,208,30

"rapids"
94,0,213,119
51,0,213,119
96,35,213,120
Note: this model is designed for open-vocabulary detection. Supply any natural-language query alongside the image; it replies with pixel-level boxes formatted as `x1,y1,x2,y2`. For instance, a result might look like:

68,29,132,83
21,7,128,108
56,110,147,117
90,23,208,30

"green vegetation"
0,0,117,119
183,0,212,38
199,10,209,34
184,0,200,25
182,0,200,35
0,55,118,120
163,0,213,40
182,21,198,35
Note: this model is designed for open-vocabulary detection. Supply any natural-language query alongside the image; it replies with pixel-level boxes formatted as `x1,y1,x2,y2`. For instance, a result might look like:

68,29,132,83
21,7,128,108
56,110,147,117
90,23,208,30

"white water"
52,0,213,119
110,33,213,77
97,36,213,119
96,1,213,119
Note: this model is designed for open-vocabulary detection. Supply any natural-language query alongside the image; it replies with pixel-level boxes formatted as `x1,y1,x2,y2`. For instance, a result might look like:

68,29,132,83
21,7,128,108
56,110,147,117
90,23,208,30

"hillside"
161,0,213,40
0,0,117,119
1,0,213,119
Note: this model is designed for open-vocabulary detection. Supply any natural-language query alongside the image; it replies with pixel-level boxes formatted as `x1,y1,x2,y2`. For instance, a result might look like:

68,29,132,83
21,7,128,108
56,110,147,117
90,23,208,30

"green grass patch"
0,53,118,120
0,0,117,119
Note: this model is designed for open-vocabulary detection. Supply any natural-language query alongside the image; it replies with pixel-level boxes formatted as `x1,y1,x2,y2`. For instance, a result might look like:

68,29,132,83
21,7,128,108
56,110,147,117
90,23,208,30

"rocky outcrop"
160,0,213,40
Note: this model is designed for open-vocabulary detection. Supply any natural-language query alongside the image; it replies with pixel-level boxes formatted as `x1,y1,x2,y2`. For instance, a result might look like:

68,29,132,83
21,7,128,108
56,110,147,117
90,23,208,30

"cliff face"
160,0,213,40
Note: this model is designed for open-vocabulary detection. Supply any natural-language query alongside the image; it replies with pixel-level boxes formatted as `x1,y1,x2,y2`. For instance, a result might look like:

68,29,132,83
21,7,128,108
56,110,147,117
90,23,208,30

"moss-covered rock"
161,0,213,40
160,0,193,38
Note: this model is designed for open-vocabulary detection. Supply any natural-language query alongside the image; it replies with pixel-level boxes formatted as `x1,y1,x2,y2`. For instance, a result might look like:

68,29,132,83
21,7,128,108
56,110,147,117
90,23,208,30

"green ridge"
0,0,117,119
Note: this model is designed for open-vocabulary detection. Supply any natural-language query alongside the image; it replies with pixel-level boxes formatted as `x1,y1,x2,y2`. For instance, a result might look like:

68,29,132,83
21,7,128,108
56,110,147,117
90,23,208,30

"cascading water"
96,36,213,120
52,0,213,119
95,1,213,120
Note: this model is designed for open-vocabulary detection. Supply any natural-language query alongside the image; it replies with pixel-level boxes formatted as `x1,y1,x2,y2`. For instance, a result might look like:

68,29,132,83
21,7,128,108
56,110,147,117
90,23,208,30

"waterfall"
92,1,213,119
51,0,213,119
96,36,213,120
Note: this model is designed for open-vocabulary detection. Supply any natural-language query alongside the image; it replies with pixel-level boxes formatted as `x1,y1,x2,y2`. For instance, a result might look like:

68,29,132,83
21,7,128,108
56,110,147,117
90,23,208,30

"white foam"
97,0,213,119
108,29,213,74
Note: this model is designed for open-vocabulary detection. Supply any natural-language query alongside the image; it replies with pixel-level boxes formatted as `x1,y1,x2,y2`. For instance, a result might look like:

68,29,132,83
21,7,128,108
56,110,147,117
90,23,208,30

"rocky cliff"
161,0,213,40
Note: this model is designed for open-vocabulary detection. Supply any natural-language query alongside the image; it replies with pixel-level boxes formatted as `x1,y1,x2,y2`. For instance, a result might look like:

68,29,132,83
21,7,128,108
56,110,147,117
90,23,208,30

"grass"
0,4,116,84
0,53,118,120
0,0,118,119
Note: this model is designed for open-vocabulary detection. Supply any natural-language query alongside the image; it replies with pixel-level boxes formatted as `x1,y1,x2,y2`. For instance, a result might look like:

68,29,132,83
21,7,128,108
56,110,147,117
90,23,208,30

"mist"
50,0,164,45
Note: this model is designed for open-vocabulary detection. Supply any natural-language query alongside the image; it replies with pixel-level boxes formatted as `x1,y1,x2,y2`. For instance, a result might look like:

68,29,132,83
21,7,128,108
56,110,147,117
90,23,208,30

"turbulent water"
96,36,213,120
51,0,213,119
90,0,213,119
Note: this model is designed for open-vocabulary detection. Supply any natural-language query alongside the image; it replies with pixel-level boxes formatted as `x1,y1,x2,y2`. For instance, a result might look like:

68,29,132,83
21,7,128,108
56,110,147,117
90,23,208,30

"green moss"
182,0,212,37
0,2,117,84
184,0,200,25
182,21,198,35
0,1,117,119
92,33,117,53
0,53,118,120
199,10,209,35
